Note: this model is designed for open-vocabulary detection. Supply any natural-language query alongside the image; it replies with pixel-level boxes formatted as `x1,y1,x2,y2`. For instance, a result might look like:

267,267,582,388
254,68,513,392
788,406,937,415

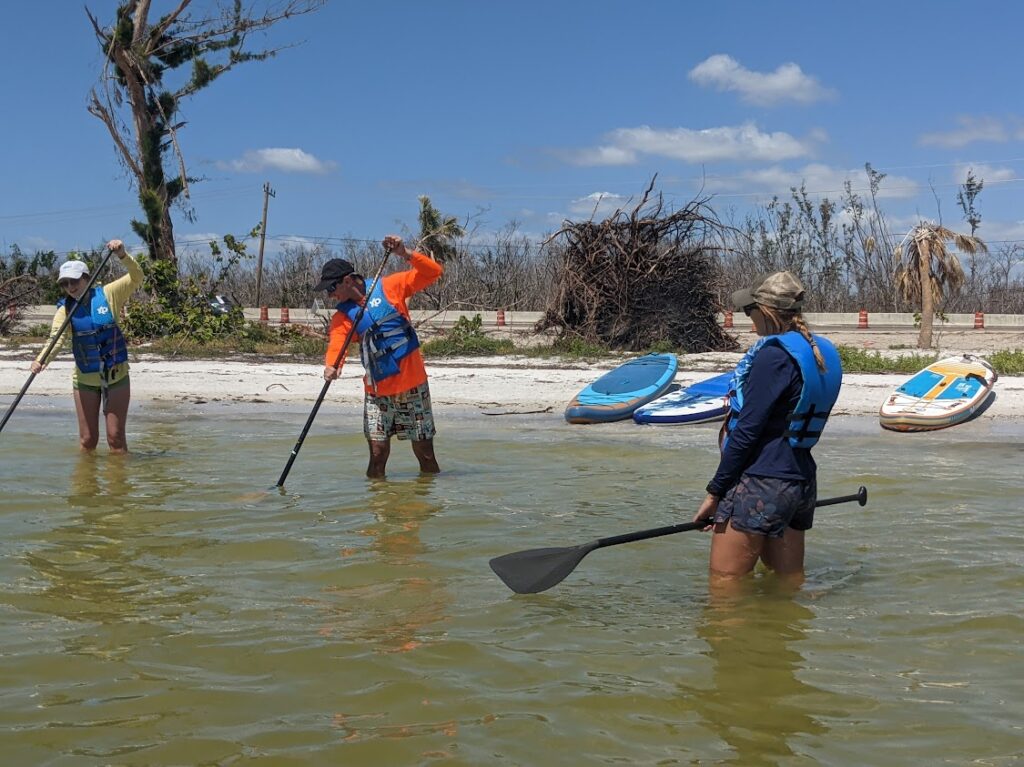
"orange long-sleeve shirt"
325,251,443,396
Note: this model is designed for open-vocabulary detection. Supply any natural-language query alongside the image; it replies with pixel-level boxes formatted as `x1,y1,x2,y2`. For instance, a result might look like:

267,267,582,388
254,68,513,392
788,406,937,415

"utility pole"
254,182,276,307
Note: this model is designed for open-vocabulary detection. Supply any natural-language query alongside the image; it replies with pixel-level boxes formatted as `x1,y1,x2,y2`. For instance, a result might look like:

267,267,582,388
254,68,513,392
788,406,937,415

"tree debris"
538,178,737,352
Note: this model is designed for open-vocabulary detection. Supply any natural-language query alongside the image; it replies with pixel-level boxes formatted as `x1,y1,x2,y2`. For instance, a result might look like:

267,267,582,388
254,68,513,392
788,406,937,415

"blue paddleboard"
633,371,732,425
565,353,678,424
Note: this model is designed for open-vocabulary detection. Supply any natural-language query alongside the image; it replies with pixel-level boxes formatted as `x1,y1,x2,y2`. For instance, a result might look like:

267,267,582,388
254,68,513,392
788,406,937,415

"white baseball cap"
57,260,89,282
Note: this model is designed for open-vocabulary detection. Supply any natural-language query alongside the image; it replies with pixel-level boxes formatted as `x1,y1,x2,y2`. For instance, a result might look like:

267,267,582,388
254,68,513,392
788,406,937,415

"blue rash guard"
707,344,817,498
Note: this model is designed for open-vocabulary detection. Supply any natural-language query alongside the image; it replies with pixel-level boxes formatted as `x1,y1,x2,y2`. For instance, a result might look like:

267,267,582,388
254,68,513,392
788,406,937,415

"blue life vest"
61,287,128,376
337,282,420,385
725,331,842,449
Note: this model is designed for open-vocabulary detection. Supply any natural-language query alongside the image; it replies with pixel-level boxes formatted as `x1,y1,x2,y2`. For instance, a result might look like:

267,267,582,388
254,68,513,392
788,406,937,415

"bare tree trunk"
918,242,933,348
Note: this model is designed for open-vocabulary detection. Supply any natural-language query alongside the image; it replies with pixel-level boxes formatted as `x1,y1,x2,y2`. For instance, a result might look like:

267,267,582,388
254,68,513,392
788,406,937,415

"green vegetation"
519,337,612,361
121,231,256,343
23,323,52,338
646,339,683,355
88,1,321,264
835,345,937,374
420,314,514,357
141,323,328,359
7,311,1024,376
987,349,1024,375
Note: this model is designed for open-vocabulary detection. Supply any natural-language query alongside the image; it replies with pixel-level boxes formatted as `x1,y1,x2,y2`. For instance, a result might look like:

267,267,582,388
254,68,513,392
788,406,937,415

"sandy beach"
3,326,1024,419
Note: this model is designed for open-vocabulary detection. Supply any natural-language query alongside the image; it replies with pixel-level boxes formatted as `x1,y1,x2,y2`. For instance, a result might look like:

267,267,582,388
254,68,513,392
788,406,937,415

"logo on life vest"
96,306,110,315
369,297,382,308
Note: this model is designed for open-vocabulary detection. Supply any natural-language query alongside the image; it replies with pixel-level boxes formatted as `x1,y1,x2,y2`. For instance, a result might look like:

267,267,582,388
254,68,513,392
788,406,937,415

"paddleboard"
633,372,732,425
565,353,678,424
879,354,997,432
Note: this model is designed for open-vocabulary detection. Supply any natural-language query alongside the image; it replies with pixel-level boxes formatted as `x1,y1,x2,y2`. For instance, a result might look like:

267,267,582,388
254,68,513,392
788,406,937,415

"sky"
3,0,1024,261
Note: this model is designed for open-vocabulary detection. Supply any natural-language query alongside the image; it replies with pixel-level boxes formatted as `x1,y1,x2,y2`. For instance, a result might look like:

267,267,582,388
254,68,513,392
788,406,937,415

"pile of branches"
0,275,37,335
538,180,738,352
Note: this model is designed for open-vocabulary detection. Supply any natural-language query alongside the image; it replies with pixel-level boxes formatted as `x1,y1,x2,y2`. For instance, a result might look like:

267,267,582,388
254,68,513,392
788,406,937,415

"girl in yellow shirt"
31,239,144,453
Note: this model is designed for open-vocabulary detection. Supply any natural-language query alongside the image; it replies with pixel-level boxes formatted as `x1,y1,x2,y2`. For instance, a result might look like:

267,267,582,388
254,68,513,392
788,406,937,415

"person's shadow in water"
315,475,451,655
686,586,847,766
26,453,205,641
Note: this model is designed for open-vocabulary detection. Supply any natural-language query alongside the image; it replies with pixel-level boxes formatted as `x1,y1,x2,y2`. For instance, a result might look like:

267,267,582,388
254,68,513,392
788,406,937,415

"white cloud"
954,163,1017,184
571,145,638,166
218,148,337,174
975,218,1024,243
174,232,223,249
704,163,920,200
568,192,631,218
919,116,1010,148
20,235,57,252
567,122,817,166
688,54,836,106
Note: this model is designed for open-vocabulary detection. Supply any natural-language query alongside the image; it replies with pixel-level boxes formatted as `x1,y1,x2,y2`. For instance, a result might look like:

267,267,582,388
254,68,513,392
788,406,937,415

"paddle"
0,246,118,437
274,247,393,488
490,485,868,594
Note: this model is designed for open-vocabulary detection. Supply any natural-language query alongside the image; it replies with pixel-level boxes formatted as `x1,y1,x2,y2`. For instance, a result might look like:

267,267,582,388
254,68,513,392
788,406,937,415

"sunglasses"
324,275,365,293
742,303,757,317
58,279,78,289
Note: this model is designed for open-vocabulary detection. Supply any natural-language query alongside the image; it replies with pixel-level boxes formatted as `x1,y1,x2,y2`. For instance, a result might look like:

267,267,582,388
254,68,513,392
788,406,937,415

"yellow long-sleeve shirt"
36,254,145,387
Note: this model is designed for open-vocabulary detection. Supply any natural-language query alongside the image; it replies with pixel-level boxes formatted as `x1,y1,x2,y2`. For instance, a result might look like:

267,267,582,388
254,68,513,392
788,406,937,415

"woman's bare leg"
761,528,806,588
104,381,131,454
708,521,765,596
73,388,101,451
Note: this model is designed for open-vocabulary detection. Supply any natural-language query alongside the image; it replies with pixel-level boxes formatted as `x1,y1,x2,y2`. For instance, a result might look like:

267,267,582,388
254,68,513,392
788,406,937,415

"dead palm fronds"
893,223,986,348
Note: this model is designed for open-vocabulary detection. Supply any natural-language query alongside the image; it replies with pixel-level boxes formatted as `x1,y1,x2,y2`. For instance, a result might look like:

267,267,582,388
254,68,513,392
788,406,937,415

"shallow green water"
1,401,1022,765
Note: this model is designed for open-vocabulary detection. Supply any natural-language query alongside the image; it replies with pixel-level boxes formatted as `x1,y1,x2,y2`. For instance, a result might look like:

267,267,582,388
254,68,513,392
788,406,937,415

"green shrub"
288,334,328,357
421,314,515,357
836,345,936,374
518,336,612,360
121,230,256,343
987,349,1024,375
23,323,52,338
141,320,329,359
646,339,681,354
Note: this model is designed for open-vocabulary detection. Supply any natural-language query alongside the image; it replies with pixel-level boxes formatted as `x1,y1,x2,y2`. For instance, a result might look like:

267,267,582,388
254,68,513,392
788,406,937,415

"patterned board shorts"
363,382,437,442
713,473,817,538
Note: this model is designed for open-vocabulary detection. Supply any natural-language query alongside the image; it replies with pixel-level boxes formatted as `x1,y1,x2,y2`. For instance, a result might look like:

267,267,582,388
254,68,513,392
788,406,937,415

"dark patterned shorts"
363,382,436,442
714,474,817,538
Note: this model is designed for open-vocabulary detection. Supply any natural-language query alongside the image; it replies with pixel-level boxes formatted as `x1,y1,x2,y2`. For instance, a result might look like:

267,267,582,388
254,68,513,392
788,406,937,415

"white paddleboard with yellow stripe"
879,354,997,432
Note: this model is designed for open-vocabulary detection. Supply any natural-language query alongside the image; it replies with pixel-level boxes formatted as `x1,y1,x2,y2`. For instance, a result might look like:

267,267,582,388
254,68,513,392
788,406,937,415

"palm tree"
893,223,986,348
417,196,464,263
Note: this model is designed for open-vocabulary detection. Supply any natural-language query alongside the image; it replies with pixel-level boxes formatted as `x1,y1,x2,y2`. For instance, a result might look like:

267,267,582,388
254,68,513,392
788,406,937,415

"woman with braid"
693,271,842,590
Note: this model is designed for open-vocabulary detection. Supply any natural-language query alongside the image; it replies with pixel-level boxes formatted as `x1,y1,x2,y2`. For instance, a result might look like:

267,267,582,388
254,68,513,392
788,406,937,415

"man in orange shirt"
318,234,444,478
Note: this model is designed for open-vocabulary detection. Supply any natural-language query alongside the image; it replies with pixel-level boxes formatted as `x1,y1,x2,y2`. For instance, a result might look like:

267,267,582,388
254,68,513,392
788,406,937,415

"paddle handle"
594,487,868,550
596,520,706,549
815,486,868,507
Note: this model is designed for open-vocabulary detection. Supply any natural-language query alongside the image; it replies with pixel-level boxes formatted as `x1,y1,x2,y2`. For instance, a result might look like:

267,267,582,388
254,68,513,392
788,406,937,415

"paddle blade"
489,542,598,594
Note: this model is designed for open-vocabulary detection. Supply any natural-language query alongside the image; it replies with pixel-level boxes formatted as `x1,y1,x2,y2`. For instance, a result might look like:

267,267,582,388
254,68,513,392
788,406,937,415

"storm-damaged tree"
417,195,465,263
85,0,324,267
414,195,465,310
539,178,736,353
956,170,984,236
893,223,986,348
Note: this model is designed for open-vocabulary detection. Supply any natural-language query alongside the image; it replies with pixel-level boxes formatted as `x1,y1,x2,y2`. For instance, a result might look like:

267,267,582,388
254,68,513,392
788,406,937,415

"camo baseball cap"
731,271,805,311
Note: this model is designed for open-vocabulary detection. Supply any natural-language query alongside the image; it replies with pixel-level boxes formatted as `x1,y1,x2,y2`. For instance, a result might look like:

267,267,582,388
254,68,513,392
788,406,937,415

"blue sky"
3,1,1024,259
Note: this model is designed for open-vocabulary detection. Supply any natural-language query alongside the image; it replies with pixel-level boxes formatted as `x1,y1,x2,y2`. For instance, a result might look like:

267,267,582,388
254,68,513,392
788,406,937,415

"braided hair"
756,305,828,373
